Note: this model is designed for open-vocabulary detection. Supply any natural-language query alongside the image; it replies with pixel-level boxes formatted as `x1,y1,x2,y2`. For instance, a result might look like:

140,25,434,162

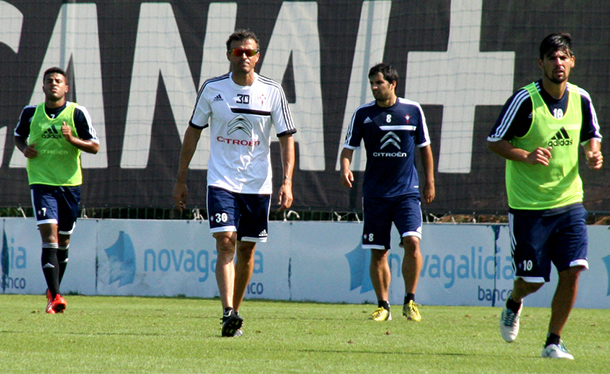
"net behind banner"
0,0,609,215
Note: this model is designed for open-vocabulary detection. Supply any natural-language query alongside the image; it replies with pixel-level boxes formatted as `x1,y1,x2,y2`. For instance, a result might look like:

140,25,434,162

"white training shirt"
190,72,296,194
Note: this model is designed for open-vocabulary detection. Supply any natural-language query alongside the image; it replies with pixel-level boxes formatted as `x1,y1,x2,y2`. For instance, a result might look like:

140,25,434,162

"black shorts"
30,184,81,235
509,205,588,283
206,186,271,242
362,194,422,250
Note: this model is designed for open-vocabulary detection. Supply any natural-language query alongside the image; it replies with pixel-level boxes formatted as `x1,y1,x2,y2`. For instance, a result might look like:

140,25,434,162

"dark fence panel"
1,0,608,214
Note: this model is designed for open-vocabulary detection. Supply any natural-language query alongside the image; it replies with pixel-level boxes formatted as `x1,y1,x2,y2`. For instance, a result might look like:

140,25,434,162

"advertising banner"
95,219,293,300
1,218,97,296
3,218,609,310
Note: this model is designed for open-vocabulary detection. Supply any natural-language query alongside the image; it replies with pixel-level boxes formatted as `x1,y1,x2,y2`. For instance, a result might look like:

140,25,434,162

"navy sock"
378,300,390,311
545,333,561,347
506,296,521,313
41,244,60,298
57,247,69,284
404,293,415,304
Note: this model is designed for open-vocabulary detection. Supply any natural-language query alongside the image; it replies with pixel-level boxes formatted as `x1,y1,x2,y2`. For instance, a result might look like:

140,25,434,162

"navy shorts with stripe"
206,186,271,242
30,184,80,235
509,204,588,283
362,194,422,250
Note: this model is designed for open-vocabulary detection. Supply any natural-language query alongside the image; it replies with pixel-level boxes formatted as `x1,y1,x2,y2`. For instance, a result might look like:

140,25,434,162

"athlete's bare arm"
174,126,202,211
277,134,295,211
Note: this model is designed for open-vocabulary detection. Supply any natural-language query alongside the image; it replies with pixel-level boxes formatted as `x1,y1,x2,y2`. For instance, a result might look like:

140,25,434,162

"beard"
545,70,568,84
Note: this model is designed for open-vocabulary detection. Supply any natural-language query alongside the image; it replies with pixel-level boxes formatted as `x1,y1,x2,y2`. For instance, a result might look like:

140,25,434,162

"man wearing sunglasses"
174,29,296,337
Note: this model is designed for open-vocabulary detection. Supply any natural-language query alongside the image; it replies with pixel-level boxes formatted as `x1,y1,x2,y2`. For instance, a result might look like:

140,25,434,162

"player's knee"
58,236,70,247
237,242,256,258
401,236,420,253
370,249,389,262
559,265,585,280
214,233,236,253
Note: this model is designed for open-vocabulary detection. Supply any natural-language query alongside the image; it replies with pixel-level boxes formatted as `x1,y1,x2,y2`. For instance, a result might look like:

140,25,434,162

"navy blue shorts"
362,194,422,250
509,205,588,283
206,186,271,242
30,184,81,235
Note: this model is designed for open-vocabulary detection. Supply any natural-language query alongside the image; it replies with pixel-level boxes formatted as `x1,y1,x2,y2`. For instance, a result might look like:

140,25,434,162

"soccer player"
14,66,99,314
173,30,296,337
488,33,603,359
340,63,435,322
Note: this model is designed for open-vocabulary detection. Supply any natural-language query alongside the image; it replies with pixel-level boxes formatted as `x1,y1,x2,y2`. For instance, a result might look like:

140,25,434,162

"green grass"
0,295,608,373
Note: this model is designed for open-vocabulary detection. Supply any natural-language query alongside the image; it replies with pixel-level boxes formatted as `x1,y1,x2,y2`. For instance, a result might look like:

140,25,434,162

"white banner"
2,218,609,309
1,218,97,295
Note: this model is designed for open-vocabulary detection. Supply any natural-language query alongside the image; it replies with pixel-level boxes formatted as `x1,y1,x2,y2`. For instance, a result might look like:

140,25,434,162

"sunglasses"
229,48,259,57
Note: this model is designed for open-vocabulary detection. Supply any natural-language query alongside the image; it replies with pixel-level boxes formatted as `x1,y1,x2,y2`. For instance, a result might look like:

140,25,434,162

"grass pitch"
0,295,608,373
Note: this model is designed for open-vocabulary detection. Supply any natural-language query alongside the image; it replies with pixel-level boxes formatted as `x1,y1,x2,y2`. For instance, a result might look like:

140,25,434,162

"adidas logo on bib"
42,125,62,139
548,127,572,147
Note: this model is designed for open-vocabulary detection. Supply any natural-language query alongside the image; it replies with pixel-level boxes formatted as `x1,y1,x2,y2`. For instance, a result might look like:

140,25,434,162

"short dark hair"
368,63,399,85
539,33,573,59
43,66,67,84
226,29,260,51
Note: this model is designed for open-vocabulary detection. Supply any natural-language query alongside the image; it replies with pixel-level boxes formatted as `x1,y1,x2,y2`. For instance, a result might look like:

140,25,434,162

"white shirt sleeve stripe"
489,88,530,140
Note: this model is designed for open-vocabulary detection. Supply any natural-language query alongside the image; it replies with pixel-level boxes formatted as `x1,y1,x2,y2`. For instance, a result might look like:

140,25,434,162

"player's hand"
586,150,603,169
277,181,293,212
423,183,435,205
23,142,38,158
526,147,552,166
341,169,354,188
173,181,188,212
61,121,73,142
